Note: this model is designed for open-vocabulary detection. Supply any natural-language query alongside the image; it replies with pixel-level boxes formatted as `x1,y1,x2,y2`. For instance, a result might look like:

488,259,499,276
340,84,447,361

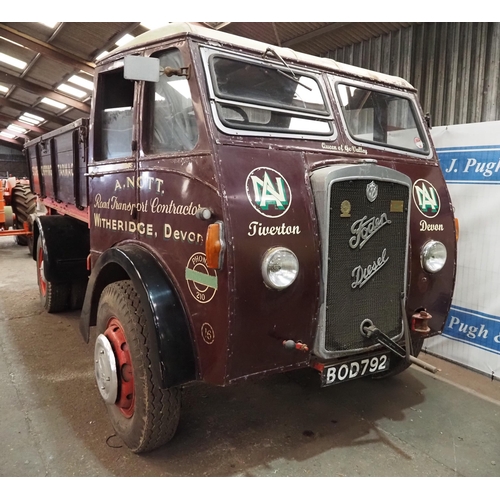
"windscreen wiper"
262,47,312,91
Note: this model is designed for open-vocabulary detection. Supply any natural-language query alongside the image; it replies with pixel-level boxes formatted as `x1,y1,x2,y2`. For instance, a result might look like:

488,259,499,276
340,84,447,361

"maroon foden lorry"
24,23,457,453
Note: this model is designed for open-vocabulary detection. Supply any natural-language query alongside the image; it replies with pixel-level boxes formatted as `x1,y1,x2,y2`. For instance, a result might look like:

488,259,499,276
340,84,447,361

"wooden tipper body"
25,24,456,392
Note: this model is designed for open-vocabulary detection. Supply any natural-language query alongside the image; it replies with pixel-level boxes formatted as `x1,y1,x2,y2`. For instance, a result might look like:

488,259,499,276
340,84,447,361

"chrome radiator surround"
310,163,412,359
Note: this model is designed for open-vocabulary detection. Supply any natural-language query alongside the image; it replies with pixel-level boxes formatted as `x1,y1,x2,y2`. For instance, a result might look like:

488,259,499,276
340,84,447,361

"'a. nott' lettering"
248,221,301,237
114,176,164,192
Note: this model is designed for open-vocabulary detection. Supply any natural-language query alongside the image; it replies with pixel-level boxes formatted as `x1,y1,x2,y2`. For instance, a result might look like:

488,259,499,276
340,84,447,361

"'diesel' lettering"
351,248,389,289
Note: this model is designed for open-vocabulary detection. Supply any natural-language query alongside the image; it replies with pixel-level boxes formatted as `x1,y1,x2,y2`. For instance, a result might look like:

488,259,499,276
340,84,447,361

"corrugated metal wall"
327,23,500,127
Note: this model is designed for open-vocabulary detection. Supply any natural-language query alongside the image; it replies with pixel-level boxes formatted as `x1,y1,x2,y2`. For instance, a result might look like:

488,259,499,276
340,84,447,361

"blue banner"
442,305,500,354
437,145,500,184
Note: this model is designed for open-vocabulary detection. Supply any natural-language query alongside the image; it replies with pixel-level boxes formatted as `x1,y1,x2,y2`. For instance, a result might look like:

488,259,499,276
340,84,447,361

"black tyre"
95,280,181,453
11,183,36,247
371,336,424,379
70,280,87,311
36,237,70,313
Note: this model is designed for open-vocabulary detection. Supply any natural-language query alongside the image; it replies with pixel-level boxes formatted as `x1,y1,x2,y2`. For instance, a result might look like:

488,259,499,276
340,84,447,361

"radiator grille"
324,179,409,354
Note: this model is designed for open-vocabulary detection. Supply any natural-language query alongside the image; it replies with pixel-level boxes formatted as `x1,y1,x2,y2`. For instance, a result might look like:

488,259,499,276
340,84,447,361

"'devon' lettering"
163,223,204,245
420,220,444,231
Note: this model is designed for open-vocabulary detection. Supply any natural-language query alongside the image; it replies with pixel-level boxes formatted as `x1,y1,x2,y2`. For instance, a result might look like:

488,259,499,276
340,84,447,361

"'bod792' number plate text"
321,353,389,386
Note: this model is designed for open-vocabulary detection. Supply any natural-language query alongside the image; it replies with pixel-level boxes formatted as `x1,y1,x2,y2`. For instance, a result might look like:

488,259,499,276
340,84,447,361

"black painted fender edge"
79,244,196,388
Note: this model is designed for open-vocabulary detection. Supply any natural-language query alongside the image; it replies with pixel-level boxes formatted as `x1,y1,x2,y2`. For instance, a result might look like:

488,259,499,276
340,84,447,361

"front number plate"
321,353,390,386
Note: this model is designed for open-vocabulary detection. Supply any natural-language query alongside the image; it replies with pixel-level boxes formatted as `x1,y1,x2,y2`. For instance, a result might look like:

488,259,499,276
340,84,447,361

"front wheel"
95,280,181,453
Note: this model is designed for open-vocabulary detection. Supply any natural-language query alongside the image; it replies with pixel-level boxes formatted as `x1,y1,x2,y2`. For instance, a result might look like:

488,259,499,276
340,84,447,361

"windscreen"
337,83,429,155
208,54,334,137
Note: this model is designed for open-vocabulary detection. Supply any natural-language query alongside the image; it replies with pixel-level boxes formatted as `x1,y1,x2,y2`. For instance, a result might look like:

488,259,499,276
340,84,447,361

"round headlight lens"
421,240,447,273
262,247,299,290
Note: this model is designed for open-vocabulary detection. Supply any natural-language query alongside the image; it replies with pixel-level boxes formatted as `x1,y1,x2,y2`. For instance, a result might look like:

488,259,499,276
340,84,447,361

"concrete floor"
0,236,499,477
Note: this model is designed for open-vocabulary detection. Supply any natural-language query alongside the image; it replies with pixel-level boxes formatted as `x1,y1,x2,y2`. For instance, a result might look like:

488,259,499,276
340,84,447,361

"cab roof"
106,22,415,91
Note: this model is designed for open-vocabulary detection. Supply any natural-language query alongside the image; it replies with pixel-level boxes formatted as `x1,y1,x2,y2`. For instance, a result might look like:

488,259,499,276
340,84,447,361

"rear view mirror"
124,55,160,82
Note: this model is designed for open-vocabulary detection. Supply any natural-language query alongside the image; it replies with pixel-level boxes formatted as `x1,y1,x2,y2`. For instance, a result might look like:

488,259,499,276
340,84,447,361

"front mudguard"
79,244,196,388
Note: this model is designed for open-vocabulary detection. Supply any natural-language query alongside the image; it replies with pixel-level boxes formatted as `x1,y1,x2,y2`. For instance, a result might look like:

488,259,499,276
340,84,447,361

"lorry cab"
25,22,456,453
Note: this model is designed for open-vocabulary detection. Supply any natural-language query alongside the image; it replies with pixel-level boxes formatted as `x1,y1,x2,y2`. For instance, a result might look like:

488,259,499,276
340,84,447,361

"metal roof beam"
0,96,70,126
0,71,91,113
0,125,30,141
0,135,23,149
90,22,142,59
0,24,95,75
281,23,352,48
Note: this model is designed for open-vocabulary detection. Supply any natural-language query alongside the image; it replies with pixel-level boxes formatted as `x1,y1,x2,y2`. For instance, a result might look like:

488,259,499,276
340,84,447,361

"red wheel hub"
104,317,135,418
38,247,47,297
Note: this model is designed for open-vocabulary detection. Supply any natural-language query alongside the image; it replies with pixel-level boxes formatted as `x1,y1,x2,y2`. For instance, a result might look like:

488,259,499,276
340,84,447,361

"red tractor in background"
0,175,37,248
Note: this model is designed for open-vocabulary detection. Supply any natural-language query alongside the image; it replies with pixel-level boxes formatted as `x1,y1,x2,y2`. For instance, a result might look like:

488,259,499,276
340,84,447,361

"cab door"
88,59,141,262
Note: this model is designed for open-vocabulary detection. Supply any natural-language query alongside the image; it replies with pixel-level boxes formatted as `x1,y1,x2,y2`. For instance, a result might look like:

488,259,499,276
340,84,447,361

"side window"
94,67,135,161
145,48,198,154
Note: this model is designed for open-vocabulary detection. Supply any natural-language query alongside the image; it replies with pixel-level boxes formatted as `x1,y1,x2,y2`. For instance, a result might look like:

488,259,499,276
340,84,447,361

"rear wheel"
36,237,70,313
11,183,36,247
371,336,424,379
95,280,181,453
70,280,87,310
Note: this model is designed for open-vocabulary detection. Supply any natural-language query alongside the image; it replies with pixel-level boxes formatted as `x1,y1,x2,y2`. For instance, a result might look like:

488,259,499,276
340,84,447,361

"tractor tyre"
11,183,36,247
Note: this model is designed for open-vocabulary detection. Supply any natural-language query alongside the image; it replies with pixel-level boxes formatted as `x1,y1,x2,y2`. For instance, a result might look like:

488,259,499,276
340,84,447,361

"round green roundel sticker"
412,178,441,218
245,166,292,218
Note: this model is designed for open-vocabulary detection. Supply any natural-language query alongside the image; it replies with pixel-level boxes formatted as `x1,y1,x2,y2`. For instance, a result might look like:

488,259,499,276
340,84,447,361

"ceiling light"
115,34,135,47
0,36,24,48
0,131,16,139
19,113,44,125
57,83,87,98
41,97,66,109
68,75,94,90
0,84,8,93
23,112,44,122
7,124,27,134
96,51,109,61
19,116,40,125
0,52,27,70
39,22,59,29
